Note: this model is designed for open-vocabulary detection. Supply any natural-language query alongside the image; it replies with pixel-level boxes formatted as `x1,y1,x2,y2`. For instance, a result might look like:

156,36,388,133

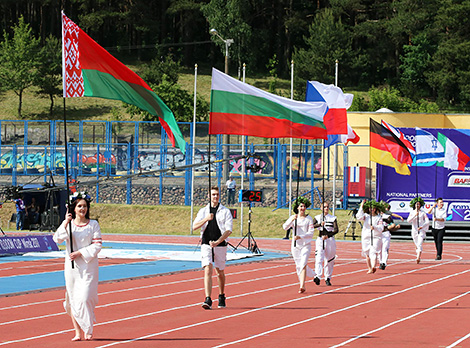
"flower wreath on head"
293,196,311,214
363,199,386,214
70,191,91,203
410,196,425,209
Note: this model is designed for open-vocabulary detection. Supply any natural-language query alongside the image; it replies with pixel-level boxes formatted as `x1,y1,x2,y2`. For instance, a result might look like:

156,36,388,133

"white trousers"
315,237,336,280
412,230,426,255
380,231,391,265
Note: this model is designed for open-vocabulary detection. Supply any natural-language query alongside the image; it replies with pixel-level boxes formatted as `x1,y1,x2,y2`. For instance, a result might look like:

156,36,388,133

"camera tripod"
343,208,358,240
232,203,261,254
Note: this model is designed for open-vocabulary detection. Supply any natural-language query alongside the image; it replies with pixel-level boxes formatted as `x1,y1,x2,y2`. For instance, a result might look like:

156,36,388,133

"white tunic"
53,220,102,336
283,215,315,277
356,207,384,256
407,210,429,252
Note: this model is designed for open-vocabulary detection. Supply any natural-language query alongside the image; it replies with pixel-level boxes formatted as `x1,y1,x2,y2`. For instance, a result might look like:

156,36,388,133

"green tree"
293,8,353,95
141,55,181,86
0,16,41,118
368,86,404,111
427,0,470,107
126,79,209,123
35,35,62,117
400,33,435,101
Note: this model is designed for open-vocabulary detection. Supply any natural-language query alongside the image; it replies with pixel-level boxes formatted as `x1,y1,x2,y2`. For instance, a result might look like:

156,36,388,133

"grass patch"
1,202,358,240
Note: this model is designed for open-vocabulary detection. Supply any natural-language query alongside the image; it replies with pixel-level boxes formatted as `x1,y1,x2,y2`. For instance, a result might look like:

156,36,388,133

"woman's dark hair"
69,198,90,219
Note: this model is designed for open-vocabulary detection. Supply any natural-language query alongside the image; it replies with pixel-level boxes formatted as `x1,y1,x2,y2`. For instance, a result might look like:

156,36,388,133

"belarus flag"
437,133,470,171
305,81,350,135
62,12,186,153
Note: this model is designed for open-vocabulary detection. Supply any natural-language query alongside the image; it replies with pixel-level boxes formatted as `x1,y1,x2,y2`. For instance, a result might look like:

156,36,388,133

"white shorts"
201,244,227,270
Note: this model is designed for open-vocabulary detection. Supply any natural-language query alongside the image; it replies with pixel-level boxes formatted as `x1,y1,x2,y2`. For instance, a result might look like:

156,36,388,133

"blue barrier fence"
0,120,336,208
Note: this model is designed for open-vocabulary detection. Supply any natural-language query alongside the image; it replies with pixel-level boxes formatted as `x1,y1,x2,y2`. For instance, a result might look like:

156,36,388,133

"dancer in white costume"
283,197,315,293
379,203,403,270
407,197,429,264
312,202,338,286
356,200,385,274
53,192,102,341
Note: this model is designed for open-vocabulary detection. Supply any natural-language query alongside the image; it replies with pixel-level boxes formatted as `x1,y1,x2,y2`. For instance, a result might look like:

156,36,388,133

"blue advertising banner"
0,235,59,255
376,128,470,220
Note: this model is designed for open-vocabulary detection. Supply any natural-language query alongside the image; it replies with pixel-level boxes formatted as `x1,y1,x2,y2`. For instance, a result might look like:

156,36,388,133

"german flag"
370,119,412,175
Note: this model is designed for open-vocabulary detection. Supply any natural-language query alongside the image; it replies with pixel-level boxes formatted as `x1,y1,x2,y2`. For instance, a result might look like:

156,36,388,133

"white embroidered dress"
53,220,102,336
283,215,315,278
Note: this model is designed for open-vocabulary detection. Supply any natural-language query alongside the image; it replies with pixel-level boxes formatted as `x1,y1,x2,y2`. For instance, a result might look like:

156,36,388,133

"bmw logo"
399,202,405,208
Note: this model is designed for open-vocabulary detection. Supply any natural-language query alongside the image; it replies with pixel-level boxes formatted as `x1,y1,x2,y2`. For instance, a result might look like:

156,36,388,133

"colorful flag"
305,81,350,135
370,119,412,175
62,12,186,153
209,68,328,139
415,128,444,163
324,124,360,148
437,133,470,171
381,120,415,155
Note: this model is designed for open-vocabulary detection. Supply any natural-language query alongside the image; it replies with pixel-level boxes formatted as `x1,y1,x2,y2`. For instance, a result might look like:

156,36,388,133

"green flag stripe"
210,90,325,129
82,69,186,153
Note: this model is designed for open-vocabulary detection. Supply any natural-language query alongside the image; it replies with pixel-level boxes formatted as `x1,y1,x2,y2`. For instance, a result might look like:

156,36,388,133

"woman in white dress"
407,197,429,264
53,192,102,341
283,197,315,293
356,200,385,274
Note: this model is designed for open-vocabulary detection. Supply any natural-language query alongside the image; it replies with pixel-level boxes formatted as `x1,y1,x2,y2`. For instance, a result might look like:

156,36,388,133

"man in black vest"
193,186,233,309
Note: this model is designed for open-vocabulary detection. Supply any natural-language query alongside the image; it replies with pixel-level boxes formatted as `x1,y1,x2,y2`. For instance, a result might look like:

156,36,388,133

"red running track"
1,236,469,347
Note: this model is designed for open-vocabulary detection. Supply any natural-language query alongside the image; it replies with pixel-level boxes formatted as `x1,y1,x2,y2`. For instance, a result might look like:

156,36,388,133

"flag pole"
240,63,246,237
294,138,303,248
332,59,339,215
289,60,294,218
190,64,198,234
63,97,74,269
61,13,74,269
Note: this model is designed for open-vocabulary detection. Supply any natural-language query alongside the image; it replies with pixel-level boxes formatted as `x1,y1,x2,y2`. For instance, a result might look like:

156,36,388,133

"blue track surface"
0,242,287,296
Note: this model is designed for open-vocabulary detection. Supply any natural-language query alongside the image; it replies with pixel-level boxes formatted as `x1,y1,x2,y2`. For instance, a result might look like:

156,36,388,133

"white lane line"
0,262,293,311
89,258,463,347
0,259,407,344
330,290,470,347
447,332,470,348
214,263,469,348
0,258,369,326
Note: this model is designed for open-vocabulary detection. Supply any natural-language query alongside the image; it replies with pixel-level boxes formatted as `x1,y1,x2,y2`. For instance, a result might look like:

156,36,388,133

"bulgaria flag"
209,68,328,139
437,133,470,171
62,12,186,153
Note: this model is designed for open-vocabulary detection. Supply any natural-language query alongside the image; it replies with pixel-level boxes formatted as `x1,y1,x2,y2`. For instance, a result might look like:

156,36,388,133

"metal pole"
63,98,74,269
240,63,246,236
190,64,197,234
332,59,339,215
223,40,230,183
289,60,294,216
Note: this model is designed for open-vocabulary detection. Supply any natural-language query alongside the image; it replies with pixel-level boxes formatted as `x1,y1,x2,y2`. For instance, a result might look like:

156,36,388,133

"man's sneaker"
325,278,332,286
379,263,386,270
202,297,212,309
314,277,320,285
218,294,226,308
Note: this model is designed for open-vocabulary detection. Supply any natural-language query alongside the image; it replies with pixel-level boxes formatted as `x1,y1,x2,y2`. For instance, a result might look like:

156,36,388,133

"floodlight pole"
210,29,234,183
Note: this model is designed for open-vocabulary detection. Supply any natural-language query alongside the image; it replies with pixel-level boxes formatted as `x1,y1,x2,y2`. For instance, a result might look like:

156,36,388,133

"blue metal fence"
0,120,332,208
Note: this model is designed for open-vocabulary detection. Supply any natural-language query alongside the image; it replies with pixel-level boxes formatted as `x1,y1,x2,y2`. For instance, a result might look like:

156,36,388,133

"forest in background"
1,0,470,122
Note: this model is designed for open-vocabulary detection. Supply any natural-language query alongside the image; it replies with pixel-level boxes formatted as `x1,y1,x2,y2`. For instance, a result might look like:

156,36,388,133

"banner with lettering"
0,235,59,255
376,128,470,221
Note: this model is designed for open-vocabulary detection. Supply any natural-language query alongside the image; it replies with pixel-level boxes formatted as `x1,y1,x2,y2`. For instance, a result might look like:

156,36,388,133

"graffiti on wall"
0,150,117,172
0,151,66,170
1,147,321,177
